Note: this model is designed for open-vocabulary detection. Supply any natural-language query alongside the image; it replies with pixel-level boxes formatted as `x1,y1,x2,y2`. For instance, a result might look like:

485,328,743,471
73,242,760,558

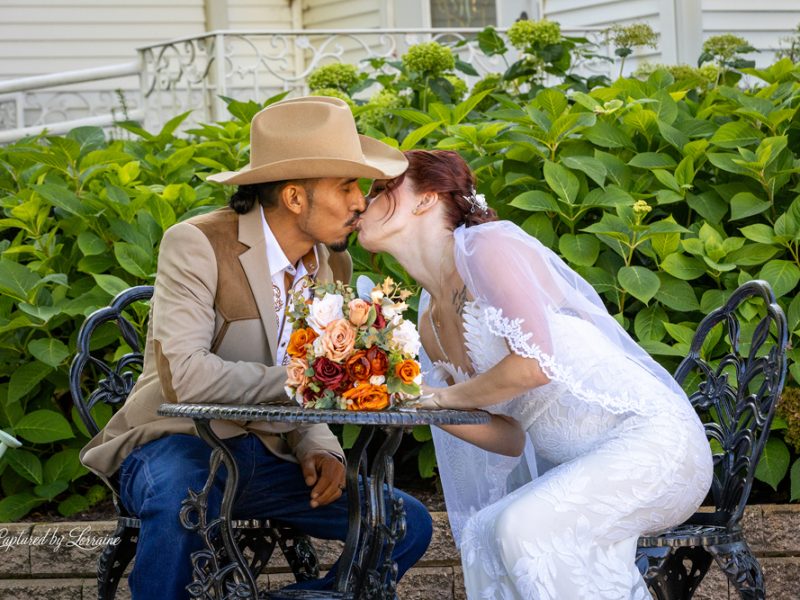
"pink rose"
321,318,357,363
348,299,371,327
286,357,310,391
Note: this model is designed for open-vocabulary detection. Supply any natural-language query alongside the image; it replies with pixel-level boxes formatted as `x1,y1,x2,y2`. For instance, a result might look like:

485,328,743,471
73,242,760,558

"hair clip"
463,187,488,213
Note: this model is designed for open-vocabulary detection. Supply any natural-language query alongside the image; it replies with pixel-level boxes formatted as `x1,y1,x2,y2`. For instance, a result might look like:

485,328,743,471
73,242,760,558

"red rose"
313,357,348,390
373,304,387,329
365,346,388,376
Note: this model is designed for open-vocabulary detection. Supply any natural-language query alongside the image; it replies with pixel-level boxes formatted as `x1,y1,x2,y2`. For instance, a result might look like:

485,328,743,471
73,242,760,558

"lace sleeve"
453,222,688,417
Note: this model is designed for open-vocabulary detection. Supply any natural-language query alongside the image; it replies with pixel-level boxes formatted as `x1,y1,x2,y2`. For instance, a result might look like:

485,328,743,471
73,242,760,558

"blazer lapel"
238,205,280,359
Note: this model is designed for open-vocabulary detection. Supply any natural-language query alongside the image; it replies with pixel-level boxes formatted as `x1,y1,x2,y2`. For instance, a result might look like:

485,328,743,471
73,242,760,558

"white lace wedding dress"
422,221,714,600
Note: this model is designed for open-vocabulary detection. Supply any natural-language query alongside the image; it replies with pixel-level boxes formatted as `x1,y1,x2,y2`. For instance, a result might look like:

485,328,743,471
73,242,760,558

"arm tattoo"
451,286,468,316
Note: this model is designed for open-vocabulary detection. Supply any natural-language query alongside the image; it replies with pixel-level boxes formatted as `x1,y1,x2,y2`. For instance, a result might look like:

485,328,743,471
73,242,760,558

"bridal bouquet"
284,277,422,411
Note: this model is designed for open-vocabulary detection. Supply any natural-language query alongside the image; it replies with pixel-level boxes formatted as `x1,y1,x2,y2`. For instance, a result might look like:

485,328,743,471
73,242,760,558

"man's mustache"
345,212,362,227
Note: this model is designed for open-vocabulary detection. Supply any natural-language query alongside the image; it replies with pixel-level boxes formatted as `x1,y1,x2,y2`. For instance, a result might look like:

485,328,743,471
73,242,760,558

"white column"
675,0,703,66
204,0,230,31
659,0,702,66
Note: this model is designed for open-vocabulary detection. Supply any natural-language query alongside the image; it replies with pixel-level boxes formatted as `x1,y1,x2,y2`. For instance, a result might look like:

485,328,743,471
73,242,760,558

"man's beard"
329,238,349,252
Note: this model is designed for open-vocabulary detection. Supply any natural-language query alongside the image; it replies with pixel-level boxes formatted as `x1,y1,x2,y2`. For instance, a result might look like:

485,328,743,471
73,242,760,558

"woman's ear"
413,191,439,215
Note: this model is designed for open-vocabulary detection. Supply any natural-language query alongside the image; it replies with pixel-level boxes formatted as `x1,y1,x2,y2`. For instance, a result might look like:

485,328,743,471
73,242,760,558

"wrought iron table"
157,403,489,599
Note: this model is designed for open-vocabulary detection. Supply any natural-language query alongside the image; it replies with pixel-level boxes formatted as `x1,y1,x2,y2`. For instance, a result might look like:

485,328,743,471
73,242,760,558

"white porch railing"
0,27,612,143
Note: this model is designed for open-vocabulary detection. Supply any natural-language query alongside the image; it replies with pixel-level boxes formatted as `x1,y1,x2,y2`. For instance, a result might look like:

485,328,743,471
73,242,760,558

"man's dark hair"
228,179,318,214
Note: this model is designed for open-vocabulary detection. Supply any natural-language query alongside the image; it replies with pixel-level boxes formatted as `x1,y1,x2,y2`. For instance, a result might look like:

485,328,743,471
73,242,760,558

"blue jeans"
117,433,432,600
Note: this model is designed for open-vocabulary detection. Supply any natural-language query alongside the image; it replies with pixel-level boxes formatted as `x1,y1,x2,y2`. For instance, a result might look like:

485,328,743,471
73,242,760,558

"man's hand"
301,452,346,508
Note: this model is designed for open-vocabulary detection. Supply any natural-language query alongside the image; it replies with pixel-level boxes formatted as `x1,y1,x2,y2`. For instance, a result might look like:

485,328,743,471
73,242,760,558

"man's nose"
354,193,367,213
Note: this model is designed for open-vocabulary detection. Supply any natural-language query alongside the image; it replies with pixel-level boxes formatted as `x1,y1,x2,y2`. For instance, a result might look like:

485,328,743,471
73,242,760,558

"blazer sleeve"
151,221,288,405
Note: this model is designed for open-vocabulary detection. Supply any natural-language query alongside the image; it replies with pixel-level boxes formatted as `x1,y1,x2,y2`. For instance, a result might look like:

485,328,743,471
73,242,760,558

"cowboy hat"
207,96,408,185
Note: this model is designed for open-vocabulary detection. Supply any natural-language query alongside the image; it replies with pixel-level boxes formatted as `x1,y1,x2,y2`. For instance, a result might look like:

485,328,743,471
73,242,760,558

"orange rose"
346,350,372,381
366,346,388,376
342,383,390,411
395,359,421,385
286,357,310,390
321,319,357,362
347,299,371,327
287,328,317,358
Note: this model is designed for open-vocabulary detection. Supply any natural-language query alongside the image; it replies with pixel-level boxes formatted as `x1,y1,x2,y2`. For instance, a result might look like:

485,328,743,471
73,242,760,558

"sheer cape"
423,221,688,546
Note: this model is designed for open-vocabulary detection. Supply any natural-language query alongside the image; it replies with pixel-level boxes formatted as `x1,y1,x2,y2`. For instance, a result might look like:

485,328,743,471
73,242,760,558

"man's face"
299,177,366,251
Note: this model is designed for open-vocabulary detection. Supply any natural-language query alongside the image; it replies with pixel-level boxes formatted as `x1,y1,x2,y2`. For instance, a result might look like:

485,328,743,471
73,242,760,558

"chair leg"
97,524,138,600
709,540,766,600
637,545,713,600
275,527,320,583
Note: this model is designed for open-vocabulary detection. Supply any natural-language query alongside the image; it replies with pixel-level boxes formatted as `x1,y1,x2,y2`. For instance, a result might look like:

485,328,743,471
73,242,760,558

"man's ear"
414,191,439,214
281,182,307,215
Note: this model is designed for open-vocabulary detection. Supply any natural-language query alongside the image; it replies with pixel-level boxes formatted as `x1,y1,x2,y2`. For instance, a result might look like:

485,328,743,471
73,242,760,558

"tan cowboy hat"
207,96,408,185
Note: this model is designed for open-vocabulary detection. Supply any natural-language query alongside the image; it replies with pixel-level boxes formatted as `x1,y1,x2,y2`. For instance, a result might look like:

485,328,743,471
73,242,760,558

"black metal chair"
70,285,320,600
636,280,789,600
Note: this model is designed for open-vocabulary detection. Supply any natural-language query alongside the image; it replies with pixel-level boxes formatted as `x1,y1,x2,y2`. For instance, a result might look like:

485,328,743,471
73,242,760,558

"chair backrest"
69,286,154,438
674,280,788,530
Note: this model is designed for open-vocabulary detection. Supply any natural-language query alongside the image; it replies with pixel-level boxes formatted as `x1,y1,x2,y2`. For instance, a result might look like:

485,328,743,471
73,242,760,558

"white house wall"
702,0,800,64
543,0,663,72
0,0,207,81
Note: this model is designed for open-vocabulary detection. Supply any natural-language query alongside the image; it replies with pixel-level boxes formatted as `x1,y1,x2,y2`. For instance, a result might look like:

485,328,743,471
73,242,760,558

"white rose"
370,375,386,385
312,337,325,356
390,319,421,356
307,294,344,334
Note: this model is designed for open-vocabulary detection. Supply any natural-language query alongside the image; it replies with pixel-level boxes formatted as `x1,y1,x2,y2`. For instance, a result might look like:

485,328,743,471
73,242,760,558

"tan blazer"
80,202,351,479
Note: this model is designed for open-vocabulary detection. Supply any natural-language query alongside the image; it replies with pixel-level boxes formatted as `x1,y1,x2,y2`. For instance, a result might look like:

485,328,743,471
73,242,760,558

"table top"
157,403,490,426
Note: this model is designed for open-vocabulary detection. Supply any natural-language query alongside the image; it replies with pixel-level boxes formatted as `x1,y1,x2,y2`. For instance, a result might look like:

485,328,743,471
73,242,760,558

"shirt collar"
260,208,319,278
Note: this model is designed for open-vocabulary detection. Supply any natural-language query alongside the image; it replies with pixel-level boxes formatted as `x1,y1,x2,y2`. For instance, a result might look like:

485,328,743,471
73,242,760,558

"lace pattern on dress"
483,305,676,418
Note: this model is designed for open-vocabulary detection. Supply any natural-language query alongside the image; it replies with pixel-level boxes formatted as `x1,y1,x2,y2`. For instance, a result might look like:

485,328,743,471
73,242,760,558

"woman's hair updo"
377,150,497,228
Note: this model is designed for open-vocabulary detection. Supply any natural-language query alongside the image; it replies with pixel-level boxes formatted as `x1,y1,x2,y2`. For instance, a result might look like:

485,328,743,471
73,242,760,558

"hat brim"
207,135,408,185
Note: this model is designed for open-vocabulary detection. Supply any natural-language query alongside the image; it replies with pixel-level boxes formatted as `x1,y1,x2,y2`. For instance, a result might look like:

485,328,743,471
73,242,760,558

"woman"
357,149,713,599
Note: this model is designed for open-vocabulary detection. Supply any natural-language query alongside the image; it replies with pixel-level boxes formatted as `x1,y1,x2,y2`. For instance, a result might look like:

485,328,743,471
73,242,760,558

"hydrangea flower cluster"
507,19,562,51
702,34,752,61
357,88,408,130
307,63,360,92
402,41,455,78
309,87,355,108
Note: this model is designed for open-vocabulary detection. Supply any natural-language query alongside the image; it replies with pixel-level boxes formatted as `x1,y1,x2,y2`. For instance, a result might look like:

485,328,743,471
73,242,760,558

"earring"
412,207,419,215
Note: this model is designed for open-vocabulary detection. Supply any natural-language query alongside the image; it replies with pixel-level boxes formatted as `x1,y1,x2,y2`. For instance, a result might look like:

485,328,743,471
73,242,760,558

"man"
80,96,433,599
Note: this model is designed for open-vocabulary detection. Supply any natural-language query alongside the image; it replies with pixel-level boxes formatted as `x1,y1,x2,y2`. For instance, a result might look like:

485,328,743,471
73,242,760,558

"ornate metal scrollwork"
638,280,788,600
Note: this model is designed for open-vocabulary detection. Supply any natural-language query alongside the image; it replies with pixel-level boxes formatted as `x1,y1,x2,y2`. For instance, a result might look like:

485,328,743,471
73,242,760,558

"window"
430,0,498,28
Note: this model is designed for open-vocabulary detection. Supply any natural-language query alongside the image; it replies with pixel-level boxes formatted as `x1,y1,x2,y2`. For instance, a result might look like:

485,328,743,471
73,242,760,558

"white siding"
544,0,663,73
228,0,293,30
702,0,800,65
0,0,206,80
301,0,381,29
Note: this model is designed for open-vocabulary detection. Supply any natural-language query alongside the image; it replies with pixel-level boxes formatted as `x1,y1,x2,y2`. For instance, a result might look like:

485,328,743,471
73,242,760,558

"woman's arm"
423,352,549,411
436,414,526,457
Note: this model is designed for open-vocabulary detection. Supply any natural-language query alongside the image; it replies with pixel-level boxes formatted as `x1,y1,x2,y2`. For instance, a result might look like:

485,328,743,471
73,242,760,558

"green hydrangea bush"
2,25,800,521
